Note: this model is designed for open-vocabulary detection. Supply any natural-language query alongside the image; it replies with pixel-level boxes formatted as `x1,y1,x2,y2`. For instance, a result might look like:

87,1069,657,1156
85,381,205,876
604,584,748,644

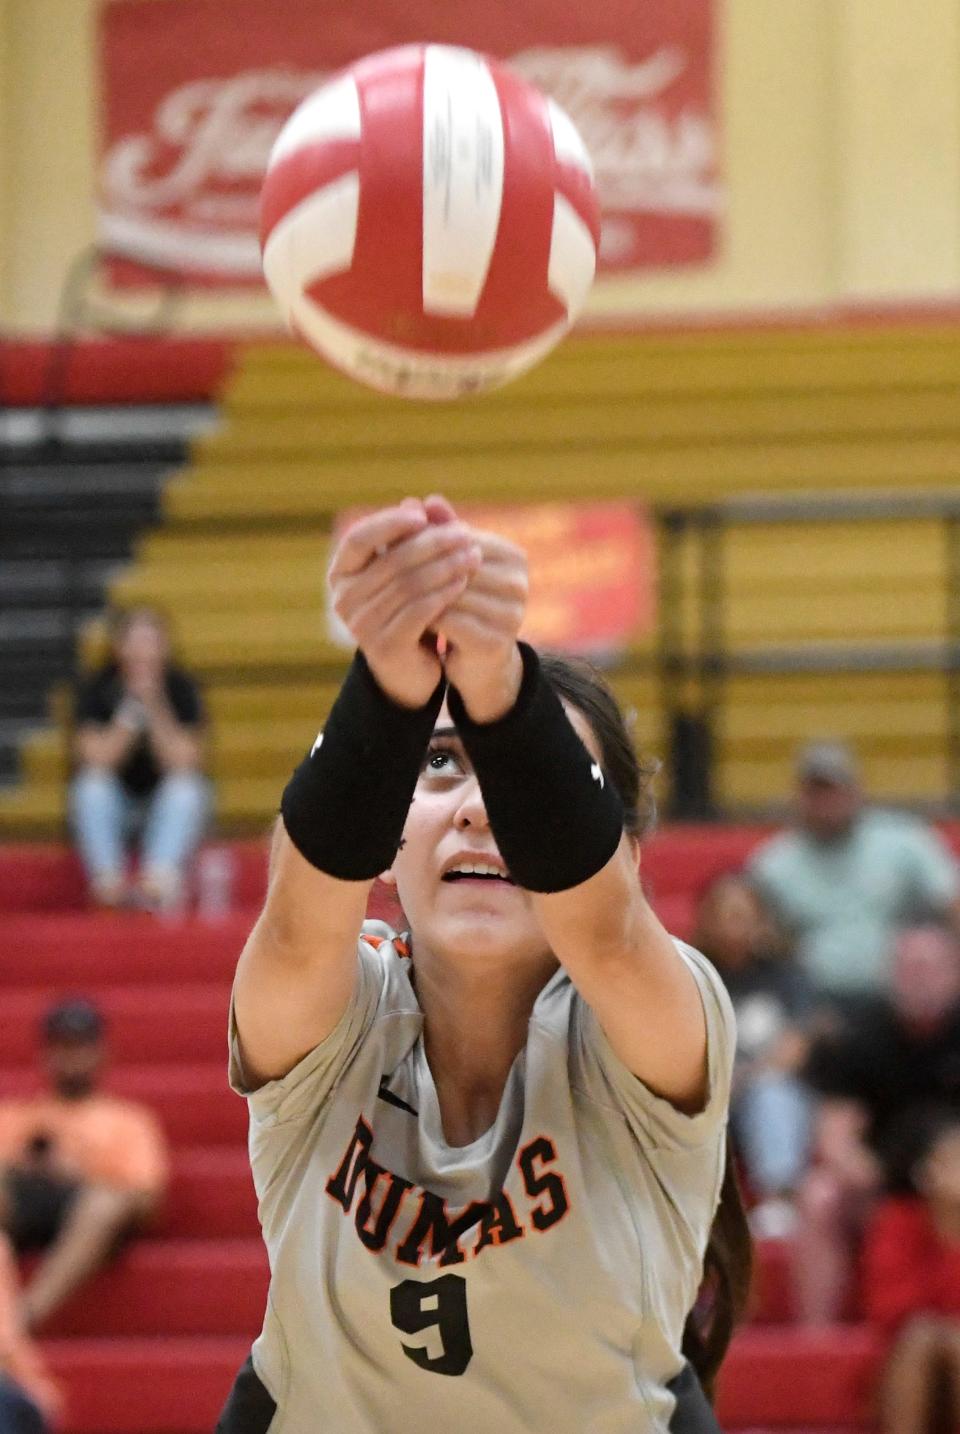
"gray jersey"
229,926,735,1433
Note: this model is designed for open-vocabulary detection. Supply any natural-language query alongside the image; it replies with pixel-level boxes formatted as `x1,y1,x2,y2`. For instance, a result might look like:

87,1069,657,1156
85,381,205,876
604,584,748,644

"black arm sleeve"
446,643,624,893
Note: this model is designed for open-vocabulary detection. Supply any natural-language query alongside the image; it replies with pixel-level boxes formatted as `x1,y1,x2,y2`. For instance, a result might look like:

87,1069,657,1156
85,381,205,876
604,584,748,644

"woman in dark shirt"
70,606,210,911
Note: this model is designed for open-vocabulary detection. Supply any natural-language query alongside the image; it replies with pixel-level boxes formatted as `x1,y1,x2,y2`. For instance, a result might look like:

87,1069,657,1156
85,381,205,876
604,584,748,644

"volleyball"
259,44,600,400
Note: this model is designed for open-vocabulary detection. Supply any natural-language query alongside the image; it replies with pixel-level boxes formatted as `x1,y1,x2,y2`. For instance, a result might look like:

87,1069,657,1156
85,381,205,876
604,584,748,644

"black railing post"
696,504,725,815
656,507,720,820
945,509,960,808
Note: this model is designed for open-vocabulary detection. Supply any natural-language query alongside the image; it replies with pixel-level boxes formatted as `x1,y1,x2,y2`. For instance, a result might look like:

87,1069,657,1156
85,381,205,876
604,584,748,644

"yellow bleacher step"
215,777,306,830
719,750,948,808
238,325,960,367
0,783,65,835
227,347,960,409
118,526,943,620
165,440,960,520
111,562,330,613
95,588,945,654
723,697,946,745
202,389,960,459
722,589,946,643
205,682,345,723
79,613,347,672
23,720,332,786
201,670,660,725
720,668,946,705
232,327,960,399
722,728,946,762
135,532,332,567
722,520,942,586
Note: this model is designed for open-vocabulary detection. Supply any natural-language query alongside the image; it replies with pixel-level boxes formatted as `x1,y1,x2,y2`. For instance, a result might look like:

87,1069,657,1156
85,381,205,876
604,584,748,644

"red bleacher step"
2,985,232,1065
44,1336,248,1434
36,1240,267,1338
0,1064,247,1147
162,1146,258,1239
716,1325,880,1429
0,911,249,986
0,841,268,914
749,1235,794,1323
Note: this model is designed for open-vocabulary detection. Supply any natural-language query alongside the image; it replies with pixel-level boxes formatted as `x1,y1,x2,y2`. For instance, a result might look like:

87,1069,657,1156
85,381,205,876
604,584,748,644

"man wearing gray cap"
747,740,960,1005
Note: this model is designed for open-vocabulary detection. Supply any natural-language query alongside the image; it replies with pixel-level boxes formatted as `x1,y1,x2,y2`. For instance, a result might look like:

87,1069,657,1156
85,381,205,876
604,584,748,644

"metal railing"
1,246,188,796
39,243,186,445
655,489,960,819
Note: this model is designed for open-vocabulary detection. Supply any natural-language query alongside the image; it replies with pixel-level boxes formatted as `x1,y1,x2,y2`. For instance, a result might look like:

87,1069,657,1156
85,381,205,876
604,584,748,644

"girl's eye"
424,745,463,776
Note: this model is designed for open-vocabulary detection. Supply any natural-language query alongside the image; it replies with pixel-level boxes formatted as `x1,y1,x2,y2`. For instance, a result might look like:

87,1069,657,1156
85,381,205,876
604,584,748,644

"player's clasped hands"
328,496,529,721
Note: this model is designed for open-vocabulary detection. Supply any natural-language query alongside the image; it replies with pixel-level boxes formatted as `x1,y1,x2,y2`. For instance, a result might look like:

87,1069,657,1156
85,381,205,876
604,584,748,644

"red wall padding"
0,337,236,405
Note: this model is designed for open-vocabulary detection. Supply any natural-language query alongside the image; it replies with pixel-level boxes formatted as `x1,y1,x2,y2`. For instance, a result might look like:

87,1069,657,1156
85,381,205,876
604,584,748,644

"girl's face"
117,614,169,674
382,700,610,971
919,1127,960,1207
698,881,763,969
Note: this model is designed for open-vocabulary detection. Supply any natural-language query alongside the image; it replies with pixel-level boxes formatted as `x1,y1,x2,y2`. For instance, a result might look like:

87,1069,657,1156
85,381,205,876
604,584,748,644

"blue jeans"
69,767,212,881
732,1070,813,1197
0,1376,49,1433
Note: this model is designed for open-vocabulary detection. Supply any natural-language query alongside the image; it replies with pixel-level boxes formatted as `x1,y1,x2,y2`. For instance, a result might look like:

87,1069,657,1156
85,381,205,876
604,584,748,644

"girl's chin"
421,912,545,958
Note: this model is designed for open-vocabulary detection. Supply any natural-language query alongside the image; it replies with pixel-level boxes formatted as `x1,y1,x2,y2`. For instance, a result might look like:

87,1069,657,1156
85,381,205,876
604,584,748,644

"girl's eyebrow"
430,725,460,741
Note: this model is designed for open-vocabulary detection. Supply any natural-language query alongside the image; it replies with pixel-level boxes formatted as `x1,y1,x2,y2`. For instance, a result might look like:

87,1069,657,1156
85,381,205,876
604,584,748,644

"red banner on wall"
328,503,656,657
97,0,719,288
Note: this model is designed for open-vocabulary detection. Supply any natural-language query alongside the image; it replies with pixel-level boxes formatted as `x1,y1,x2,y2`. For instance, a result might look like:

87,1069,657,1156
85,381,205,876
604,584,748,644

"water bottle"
196,846,235,920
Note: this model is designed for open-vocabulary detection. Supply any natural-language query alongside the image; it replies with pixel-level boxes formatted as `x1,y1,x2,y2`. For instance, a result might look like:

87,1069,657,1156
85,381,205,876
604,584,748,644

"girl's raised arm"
232,501,481,1086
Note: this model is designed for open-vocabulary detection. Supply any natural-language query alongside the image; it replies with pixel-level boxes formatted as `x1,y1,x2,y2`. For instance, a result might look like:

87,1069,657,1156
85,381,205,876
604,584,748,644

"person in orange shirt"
0,999,169,1331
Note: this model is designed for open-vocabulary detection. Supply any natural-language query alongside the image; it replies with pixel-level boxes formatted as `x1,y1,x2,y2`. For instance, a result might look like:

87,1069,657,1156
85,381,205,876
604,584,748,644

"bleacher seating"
0,823,933,1431
0,338,225,828
2,319,959,1428
2,322,960,833
0,418,202,777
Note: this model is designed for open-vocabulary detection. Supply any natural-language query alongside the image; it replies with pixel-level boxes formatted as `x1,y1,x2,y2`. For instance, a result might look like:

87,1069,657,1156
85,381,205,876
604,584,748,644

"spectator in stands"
863,1107,960,1434
69,606,211,912
748,740,960,1008
0,1231,62,1432
693,874,814,1238
795,924,960,1324
0,998,169,1333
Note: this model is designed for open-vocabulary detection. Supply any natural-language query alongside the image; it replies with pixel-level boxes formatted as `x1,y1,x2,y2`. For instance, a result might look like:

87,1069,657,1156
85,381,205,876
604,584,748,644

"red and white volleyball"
259,44,600,399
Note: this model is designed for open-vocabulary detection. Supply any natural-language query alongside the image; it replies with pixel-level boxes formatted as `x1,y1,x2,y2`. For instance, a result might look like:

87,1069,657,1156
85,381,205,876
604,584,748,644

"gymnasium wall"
2,0,960,334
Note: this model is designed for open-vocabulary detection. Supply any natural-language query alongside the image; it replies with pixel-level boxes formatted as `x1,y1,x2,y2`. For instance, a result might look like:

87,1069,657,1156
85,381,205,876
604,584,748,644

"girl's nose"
454,777,490,831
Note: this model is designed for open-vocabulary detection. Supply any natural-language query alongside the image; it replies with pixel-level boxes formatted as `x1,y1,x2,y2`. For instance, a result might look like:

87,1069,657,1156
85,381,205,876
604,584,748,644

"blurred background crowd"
4,1,960,1432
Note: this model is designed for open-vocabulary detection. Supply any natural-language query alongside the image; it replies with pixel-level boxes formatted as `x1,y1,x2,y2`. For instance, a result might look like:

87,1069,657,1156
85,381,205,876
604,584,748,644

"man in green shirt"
748,741,960,1004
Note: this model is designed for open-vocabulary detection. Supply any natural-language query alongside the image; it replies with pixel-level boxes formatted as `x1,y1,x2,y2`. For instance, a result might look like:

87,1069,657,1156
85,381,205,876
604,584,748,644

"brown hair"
539,652,658,838
540,651,753,1400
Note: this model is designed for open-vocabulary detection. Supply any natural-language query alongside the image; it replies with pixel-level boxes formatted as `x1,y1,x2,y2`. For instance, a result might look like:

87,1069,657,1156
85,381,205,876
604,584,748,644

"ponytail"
681,1138,753,1401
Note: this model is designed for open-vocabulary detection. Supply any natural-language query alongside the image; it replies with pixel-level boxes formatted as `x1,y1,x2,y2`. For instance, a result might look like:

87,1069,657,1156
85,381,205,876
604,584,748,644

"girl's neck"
413,947,555,1146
